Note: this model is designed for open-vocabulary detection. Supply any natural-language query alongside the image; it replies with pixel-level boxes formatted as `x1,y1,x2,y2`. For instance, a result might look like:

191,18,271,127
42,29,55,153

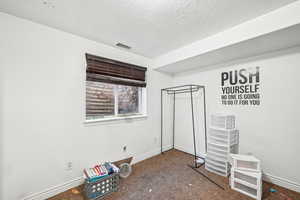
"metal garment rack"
160,84,208,167
160,84,224,190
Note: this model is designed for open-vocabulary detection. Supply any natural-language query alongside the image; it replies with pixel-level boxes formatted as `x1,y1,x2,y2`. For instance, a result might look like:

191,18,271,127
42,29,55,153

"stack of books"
84,163,120,182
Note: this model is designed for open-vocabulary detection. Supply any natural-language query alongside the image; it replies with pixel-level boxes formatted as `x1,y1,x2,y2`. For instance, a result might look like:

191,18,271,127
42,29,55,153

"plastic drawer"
211,114,235,129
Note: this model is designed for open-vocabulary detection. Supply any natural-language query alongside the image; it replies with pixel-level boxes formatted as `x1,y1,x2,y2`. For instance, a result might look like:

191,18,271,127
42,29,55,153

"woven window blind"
86,53,147,87
86,81,115,118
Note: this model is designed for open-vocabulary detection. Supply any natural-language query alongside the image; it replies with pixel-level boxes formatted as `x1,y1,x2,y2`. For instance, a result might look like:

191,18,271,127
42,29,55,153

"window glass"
118,85,139,115
86,81,142,120
86,81,115,120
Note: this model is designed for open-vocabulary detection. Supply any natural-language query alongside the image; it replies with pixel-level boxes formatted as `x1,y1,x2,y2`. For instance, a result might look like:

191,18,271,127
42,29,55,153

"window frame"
84,81,147,124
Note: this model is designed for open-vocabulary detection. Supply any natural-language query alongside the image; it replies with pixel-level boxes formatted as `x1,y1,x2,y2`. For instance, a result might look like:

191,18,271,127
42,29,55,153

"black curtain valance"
86,53,147,87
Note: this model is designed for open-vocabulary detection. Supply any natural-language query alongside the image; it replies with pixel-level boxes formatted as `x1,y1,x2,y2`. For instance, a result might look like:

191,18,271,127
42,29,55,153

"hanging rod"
166,88,200,95
162,84,204,93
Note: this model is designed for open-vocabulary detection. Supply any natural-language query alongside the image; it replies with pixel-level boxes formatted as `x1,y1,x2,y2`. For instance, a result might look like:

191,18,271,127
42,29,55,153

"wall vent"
116,43,131,49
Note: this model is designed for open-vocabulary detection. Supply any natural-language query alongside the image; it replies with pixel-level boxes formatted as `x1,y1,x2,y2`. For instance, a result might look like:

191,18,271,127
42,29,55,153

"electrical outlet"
66,162,73,171
154,137,158,143
123,146,127,152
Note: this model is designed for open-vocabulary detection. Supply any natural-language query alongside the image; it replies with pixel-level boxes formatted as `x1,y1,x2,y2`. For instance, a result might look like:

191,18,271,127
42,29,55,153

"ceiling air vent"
116,43,131,50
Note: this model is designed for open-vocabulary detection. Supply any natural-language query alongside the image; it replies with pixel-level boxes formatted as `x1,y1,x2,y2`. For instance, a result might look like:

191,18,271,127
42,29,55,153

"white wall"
172,47,300,192
172,90,206,157
1,10,300,200
0,12,173,200
0,42,4,200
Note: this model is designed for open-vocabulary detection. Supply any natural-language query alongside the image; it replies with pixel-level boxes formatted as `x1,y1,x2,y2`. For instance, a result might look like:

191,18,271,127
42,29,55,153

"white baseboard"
22,145,172,200
22,176,84,200
263,173,300,193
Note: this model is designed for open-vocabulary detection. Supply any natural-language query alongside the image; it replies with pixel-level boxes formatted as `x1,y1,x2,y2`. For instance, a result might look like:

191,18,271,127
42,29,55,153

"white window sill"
84,114,148,125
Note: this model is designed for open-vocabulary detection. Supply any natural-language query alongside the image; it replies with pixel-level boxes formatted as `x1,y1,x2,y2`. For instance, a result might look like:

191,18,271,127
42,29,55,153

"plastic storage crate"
84,173,119,200
211,114,235,129
231,169,262,200
231,154,261,172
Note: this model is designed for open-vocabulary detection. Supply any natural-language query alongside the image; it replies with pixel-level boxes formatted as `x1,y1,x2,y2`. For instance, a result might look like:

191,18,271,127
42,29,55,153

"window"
86,81,143,120
85,54,147,121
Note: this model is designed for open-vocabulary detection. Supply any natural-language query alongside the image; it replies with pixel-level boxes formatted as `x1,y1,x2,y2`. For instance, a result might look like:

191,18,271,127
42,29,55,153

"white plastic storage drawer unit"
205,146,236,177
208,128,239,146
211,114,235,129
207,141,238,154
207,143,238,160
231,169,262,200
205,156,230,177
231,154,261,172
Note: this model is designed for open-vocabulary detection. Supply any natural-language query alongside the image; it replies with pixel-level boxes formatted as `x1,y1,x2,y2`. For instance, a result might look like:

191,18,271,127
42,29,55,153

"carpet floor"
48,150,300,200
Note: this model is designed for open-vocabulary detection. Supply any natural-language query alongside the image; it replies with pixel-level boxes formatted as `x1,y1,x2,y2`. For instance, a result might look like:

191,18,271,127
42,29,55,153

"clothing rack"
160,84,224,190
160,84,207,167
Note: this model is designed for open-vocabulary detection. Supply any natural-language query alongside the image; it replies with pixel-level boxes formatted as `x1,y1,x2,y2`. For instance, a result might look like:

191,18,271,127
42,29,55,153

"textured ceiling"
0,0,297,57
